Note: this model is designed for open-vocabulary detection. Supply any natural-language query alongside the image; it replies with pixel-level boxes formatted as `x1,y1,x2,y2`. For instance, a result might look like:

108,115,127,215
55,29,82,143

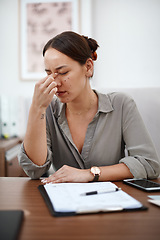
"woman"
18,31,160,183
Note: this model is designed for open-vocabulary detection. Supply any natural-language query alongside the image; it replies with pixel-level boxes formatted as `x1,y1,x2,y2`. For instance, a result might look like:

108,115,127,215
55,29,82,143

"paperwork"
44,182,143,214
148,195,160,207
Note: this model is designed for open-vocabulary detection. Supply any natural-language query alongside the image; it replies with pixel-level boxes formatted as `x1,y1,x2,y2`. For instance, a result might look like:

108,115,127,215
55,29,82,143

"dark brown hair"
43,31,99,65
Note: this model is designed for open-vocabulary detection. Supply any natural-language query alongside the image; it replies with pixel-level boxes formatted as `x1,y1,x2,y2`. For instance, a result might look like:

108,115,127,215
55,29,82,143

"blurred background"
0,0,160,176
1,0,160,96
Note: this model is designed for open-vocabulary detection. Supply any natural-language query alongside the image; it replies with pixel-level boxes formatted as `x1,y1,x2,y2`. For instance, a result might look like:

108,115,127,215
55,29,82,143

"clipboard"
38,185,76,217
38,182,147,217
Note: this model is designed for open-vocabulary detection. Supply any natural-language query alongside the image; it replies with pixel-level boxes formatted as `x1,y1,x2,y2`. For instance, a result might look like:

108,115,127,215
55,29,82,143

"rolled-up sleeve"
119,96,160,179
18,143,52,179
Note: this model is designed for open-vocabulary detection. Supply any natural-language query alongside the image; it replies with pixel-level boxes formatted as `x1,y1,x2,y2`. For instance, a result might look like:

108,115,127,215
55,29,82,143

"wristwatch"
90,166,101,182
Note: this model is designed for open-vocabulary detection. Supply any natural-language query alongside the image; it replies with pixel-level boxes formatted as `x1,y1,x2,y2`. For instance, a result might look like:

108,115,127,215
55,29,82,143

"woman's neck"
66,89,98,116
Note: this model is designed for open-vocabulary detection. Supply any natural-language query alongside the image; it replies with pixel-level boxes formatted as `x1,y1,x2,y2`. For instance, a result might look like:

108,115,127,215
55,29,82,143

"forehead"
44,48,74,69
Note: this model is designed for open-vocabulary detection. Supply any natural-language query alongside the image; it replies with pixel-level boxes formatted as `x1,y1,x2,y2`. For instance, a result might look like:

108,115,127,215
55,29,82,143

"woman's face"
44,48,91,103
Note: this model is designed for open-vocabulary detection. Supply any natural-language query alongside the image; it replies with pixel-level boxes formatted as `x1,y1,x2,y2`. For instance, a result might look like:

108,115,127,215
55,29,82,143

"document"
148,195,160,207
43,182,143,214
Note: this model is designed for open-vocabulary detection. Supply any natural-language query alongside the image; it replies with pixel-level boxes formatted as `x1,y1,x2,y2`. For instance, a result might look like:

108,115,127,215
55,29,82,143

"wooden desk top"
0,177,160,240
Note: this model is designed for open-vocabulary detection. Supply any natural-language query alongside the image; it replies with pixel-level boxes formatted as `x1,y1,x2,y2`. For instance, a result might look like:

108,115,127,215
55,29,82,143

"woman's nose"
53,73,62,87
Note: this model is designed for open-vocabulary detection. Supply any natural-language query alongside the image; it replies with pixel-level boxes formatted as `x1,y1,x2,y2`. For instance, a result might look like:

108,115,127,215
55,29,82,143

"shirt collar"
94,90,114,113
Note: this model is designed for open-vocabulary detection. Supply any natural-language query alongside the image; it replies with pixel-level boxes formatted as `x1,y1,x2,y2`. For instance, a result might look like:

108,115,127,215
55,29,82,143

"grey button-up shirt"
18,91,160,179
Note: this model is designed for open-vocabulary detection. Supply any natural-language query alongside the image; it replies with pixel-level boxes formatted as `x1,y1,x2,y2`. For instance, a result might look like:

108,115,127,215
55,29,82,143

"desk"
0,177,160,240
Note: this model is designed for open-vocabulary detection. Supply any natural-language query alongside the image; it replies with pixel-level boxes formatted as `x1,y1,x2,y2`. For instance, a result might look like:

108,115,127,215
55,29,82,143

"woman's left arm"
119,96,160,179
42,163,133,183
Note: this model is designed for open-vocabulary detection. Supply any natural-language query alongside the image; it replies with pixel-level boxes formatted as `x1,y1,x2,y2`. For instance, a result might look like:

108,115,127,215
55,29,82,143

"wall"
0,0,92,98
0,0,34,97
92,0,160,89
0,0,160,97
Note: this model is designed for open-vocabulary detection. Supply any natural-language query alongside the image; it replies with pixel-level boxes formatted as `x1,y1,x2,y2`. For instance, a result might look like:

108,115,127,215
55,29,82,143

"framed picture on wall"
19,0,80,81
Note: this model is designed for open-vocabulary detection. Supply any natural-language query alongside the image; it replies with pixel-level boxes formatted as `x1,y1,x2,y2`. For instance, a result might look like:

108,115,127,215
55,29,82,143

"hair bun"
82,35,99,60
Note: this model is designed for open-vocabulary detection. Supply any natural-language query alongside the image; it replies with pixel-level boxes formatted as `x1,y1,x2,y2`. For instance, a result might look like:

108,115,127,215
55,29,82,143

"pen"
81,187,121,196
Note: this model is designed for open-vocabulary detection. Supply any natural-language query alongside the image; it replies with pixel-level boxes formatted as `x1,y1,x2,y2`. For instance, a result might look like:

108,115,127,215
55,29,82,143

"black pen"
81,187,121,196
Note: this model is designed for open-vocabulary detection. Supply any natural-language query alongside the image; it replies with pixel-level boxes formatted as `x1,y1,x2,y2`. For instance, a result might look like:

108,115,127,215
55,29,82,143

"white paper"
148,195,160,200
148,195,160,207
148,199,160,207
44,182,142,213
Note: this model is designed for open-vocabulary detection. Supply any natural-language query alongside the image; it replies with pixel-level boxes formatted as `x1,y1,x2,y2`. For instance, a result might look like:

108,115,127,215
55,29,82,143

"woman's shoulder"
96,90,135,105
109,92,136,110
108,91,134,102
97,91,138,117
95,90,137,113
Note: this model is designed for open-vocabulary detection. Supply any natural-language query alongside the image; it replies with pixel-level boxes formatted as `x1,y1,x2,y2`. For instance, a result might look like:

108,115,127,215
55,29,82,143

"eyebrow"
55,65,68,70
45,65,68,73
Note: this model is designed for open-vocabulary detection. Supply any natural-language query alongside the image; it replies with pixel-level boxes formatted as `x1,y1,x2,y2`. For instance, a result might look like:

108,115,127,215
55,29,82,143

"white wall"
92,0,160,89
0,0,160,97
0,0,36,97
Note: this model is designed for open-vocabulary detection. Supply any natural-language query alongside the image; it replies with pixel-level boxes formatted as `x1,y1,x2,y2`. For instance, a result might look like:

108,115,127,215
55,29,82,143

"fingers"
37,73,58,91
41,166,67,184
41,165,71,184
33,74,58,109
41,166,91,184
41,176,66,184
38,72,58,83
43,78,57,95
42,76,57,93
41,175,65,184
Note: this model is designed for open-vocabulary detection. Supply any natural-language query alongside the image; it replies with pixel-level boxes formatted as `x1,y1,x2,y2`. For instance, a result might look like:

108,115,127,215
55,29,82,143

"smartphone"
123,178,160,192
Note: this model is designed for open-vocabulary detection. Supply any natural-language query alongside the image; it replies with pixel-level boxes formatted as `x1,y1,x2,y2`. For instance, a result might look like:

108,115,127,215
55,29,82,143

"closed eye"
45,70,52,75
59,71,69,75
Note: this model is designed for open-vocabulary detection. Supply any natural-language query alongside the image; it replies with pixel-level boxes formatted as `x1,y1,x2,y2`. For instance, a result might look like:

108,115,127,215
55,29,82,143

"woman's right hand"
32,74,58,111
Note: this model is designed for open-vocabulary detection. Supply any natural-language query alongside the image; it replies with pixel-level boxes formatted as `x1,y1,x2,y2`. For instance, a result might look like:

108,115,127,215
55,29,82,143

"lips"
56,91,67,97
